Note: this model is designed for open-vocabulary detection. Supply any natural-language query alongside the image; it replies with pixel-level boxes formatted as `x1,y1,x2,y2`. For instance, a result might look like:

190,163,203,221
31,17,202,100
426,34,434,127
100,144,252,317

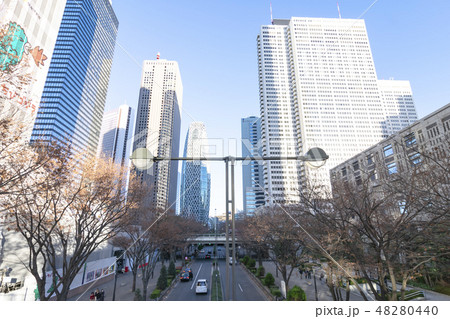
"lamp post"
131,147,329,301
112,259,118,301
313,268,318,301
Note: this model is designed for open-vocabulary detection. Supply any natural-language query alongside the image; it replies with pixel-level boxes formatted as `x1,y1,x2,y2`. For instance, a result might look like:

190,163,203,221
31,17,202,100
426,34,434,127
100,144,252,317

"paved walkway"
69,260,183,301
261,261,366,301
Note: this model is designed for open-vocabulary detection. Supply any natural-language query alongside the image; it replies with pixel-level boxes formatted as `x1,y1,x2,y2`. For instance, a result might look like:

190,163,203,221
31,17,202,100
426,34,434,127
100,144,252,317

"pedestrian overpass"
187,233,240,245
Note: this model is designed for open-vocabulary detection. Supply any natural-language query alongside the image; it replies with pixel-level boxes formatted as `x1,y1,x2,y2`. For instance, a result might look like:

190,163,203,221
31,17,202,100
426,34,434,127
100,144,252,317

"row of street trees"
238,137,449,300
0,117,205,300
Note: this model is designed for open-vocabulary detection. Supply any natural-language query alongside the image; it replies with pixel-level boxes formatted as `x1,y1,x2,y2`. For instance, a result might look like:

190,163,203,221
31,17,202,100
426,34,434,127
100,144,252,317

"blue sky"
105,0,450,216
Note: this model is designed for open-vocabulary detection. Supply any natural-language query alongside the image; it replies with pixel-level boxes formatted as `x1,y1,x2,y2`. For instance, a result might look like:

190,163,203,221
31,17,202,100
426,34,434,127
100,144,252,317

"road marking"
238,283,243,292
191,263,203,290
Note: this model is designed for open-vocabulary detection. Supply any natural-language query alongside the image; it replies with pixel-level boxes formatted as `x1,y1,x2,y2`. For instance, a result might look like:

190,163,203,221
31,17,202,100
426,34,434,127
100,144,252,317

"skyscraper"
133,56,183,210
30,0,119,156
241,116,264,214
97,104,133,166
0,0,66,139
257,17,418,203
180,122,211,224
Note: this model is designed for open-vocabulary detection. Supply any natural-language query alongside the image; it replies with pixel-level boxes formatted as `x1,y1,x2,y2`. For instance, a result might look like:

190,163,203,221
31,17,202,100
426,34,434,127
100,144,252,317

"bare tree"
3,149,140,300
250,206,307,291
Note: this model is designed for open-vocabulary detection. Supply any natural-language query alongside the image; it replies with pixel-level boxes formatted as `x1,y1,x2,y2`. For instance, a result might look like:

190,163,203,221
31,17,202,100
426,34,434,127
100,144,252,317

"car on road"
195,279,208,294
205,254,211,259
180,272,190,282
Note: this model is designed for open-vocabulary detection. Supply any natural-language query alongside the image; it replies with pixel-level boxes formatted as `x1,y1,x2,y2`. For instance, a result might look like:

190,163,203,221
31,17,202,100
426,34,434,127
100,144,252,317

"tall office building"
241,116,264,214
180,122,211,224
133,56,183,210
257,17,418,203
30,0,119,156
97,104,133,166
0,0,66,139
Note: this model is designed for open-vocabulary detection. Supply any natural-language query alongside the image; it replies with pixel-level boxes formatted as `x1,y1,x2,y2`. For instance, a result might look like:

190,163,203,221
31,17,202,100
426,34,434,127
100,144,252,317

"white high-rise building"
0,0,67,139
133,56,183,210
378,80,418,136
97,104,133,166
257,17,418,203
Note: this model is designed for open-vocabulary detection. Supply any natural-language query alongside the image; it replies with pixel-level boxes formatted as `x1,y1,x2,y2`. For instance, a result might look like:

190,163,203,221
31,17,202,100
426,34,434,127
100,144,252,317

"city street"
164,257,267,301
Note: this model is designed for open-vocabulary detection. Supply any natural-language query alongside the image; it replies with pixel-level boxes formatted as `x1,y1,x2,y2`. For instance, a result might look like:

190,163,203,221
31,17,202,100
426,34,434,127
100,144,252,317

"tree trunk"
257,249,263,268
345,279,350,301
132,270,137,292
400,277,408,301
337,284,343,301
387,262,398,301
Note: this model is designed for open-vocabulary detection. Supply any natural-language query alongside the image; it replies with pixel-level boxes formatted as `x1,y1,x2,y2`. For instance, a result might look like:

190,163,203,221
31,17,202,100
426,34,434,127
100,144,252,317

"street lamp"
131,147,329,301
313,268,318,301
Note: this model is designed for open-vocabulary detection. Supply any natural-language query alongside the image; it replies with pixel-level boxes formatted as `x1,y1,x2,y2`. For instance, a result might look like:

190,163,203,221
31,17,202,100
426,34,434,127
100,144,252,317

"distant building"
0,0,66,139
257,17,418,203
241,116,264,214
180,122,211,224
30,0,119,156
331,103,450,186
133,56,183,210
97,104,133,167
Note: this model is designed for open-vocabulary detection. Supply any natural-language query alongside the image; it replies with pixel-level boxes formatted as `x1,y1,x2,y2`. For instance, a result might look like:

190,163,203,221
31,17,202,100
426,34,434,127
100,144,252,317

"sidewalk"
261,261,368,301
68,260,183,301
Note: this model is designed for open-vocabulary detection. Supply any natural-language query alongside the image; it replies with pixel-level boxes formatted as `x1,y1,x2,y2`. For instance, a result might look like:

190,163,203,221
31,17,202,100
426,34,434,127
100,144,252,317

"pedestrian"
94,288,100,300
320,273,324,281
89,292,95,301
299,269,303,279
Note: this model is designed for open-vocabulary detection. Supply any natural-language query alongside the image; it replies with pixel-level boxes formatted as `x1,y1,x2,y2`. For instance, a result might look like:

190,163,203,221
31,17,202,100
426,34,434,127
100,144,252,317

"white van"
195,279,208,294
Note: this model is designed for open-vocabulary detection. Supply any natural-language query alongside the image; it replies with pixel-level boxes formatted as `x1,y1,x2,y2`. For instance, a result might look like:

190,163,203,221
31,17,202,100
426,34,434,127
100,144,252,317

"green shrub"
264,273,275,287
157,265,168,290
257,266,265,277
168,260,176,278
242,256,249,266
150,289,161,300
247,258,256,268
435,285,450,296
287,286,306,301
271,287,282,298
134,288,143,301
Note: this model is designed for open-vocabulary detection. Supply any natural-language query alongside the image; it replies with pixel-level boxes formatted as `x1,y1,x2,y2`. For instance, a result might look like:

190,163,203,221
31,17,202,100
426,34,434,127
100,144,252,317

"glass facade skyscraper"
180,122,211,224
241,116,264,214
31,0,119,156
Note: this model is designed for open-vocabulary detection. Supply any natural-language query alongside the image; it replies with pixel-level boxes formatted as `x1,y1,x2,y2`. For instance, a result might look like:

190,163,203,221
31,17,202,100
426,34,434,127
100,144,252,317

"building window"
341,167,347,176
367,153,374,165
387,162,397,175
404,133,417,147
398,200,407,214
409,152,422,166
352,161,359,171
370,170,378,181
383,144,393,157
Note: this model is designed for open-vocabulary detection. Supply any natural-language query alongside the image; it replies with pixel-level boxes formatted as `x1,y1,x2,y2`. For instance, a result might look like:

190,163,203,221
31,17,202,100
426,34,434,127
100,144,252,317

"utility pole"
231,157,236,301
224,157,230,301
130,147,329,302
